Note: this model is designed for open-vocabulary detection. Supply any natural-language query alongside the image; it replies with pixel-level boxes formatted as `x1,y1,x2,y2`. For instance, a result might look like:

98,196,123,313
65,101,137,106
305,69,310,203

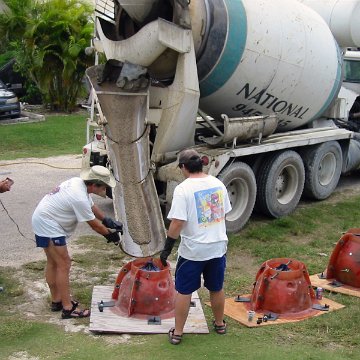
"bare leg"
209,289,225,326
43,249,61,302
174,293,192,336
44,242,72,310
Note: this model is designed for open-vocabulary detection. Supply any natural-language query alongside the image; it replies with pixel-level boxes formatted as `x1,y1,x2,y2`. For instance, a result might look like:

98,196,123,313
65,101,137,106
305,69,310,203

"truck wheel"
301,141,342,200
218,162,256,233
256,150,305,218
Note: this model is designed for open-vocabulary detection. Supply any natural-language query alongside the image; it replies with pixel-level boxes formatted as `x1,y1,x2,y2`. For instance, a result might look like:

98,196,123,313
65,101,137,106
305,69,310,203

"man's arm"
92,204,123,233
87,218,109,235
92,204,105,221
167,218,185,239
87,218,120,245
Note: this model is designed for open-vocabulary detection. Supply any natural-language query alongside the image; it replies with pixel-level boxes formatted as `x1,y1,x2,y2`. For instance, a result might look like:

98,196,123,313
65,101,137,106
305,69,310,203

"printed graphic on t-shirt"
195,186,225,227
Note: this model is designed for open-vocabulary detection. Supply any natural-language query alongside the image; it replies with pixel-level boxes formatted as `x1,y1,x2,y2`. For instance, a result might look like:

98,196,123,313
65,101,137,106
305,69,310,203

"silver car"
0,79,20,119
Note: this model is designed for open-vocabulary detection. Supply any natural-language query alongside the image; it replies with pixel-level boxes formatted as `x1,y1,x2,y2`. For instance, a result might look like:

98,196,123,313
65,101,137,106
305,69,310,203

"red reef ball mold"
326,228,360,288
111,257,176,319
250,258,318,319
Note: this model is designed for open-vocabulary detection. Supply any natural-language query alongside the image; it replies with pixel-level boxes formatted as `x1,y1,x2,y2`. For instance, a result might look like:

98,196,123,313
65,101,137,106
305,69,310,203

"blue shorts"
35,235,66,248
175,255,226,295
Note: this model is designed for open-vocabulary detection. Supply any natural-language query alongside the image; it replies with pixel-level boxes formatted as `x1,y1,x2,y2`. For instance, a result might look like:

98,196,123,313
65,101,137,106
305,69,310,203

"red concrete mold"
250,258,316,316
326,228,360,287
111,257,175,319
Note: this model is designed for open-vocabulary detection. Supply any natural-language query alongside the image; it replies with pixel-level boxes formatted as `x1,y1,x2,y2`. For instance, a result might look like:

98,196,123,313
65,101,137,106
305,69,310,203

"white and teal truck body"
84,0,360,257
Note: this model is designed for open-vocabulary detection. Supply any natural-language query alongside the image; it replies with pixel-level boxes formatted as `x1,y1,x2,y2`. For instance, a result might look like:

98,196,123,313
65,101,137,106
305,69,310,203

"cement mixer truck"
83,0,360,258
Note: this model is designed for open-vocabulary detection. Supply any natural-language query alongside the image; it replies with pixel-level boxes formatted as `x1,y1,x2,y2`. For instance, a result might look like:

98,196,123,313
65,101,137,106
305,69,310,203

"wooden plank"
206,294,344,328
89,286,209,334
310,274,360,298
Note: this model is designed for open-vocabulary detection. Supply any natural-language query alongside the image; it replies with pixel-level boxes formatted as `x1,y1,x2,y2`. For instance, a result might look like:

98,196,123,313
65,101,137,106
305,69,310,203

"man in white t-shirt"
32,166,122,319
160,149,232,345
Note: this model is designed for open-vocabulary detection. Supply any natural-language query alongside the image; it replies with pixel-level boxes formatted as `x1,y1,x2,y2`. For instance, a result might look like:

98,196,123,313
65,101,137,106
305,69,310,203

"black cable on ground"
0,161,80,170
0,199,35,243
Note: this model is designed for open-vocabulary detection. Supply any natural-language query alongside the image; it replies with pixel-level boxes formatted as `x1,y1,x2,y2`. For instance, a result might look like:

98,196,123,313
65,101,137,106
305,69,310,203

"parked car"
0,79,21,119
0,59,26,97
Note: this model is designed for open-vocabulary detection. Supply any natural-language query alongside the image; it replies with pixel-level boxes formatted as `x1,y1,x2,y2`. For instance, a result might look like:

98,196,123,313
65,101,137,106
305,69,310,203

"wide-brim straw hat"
80,165,116,188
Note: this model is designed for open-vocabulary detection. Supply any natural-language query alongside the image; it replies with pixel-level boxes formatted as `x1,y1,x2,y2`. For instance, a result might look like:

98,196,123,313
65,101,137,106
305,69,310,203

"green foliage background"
0,0,94,111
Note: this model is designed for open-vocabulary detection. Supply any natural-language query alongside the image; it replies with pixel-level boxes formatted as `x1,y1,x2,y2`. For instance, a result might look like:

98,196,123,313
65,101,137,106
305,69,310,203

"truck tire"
256,150,305,218
301,141,342,200
218,162,256,233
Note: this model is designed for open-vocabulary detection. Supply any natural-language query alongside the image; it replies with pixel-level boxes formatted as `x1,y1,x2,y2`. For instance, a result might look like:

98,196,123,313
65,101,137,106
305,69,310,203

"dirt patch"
11,242,131,335
8,351,40,360
13,276,94,335
101,334,133,345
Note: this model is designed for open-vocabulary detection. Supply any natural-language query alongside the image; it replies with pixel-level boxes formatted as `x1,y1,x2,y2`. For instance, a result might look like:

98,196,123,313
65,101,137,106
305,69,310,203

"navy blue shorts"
175,255,226,295
35,235,66,248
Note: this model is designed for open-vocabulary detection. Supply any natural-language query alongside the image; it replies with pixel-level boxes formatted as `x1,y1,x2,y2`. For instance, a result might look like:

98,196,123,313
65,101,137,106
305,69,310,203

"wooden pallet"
89,285,209,334
212,294,344,328
310,274,360,298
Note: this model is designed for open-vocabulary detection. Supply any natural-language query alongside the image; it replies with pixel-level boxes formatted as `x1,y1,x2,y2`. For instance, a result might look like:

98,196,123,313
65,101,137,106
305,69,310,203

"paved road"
0,155,114,267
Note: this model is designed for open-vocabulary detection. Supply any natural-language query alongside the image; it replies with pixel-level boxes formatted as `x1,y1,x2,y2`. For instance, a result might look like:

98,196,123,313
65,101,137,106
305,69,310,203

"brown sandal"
168,327,182,345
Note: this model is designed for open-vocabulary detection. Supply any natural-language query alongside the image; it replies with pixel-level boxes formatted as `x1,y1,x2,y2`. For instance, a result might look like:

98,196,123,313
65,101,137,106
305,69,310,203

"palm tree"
0,0,94,111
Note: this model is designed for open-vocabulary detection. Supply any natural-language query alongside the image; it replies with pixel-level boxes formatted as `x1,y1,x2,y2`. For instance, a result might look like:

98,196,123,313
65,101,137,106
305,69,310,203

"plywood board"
208,294,344,328
310,274,360,298
89,285,209,334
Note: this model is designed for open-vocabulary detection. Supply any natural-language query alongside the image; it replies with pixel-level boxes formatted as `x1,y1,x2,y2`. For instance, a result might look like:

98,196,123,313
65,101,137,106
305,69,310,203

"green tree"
0,0,94,111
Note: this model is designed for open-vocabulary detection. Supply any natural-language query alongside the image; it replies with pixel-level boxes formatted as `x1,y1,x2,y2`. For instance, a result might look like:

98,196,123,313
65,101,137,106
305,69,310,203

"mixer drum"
195,0,342,130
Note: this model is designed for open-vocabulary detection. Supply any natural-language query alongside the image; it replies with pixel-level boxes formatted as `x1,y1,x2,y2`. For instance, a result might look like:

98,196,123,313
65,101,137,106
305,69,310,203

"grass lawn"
1,115,360,359
2,196,360,359
0,113,88,160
